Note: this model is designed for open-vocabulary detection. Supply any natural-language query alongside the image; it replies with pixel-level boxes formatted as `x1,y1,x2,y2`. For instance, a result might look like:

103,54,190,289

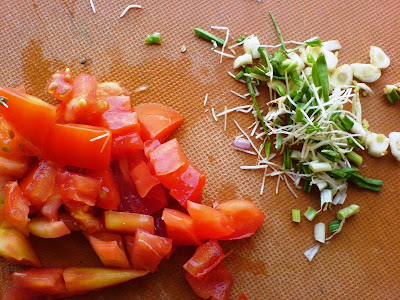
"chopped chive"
336,204,360,220
292,209,301,223
265,141,272,158
275,84,286,97
289,70,302,87
329,112,341,122
258,47,269,66
334,119,347,131
235,70,245,80
295,103,306,123
346,151,363,167
329,220,341,232
275,133,282,150
253,66,266,76
269,12,287,52
327,168,358,179
304,207,317,221
305,39,322,47
236,35,246,43
347,137,364,148
311,63,320,87
348,173,383,191
321,150,341,162
386,89,400,104
193,28,224,46
283,146,292,170
340,115,354,131
144,32,162,44
315,53,330,102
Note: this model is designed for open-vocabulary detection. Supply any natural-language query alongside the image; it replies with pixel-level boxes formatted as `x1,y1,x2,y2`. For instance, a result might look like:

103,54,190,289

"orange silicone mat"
1,0,400,299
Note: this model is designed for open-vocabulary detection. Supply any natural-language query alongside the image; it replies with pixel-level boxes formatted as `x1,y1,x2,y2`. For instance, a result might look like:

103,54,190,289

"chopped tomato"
142,184,169,214
186,201,235,240
0,156,30,179
112,132,144,158
40,191,63,221
9,267,66,298
102,96,131,112
85,232,130,268
216,200,265,240
143,139,161,158
63,267,148,295
43,123,111,170
104,211,154,234
0,228,41,267
183,240,229,279
238,293,249,300
185,261,234,300
135,103,184,142
101,111,140,136
47,69,73,102
3,181,30,235
28,216,71,238
130,159,160,198
125,229,173,272
97,82,127,99
20,160,59,208
57,169,102,206
162,208,202,245
85,169,121,211
0,86,56,151
149,138,188,176
64,202,103,233
63,74,109,125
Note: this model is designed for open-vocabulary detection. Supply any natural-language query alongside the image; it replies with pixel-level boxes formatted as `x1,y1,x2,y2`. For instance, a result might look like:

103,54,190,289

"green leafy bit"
283,146,292,170
235,70,245,80
236,35,246,43
305,39,322,47
193,28,224,46
340,115,354,131
348,173,383,191
329,220,341,232
315,53,330,102
265,141,272,159
144,32,162,44
0,97,8,107
327,168,359,179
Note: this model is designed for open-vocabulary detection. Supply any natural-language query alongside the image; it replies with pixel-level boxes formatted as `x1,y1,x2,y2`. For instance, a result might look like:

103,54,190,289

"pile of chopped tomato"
0,69,265,299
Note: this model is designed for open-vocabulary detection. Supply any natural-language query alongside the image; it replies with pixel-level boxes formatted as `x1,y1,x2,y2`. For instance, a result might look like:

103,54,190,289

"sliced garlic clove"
370,46,390,69
330,64,353,88
322,49,338,71
388,132,400,161
243,35,261,59
365,132,389,157
350,63,381,83
322,40,342,51
233,53,253,69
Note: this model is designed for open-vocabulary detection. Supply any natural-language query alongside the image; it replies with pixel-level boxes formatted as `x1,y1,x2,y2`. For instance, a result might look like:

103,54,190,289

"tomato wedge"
135,103,184,142
0,228,41,267
3,181,30,235
111,132,144,158
0,86,56,151
216,200,265,240
125,229,173,272
104,211,154,234
85,232,130,268
28,216,71,238
130,159,160,198
162,208,202,245
186,201,235,240
185,261,234,300
183,240,229,279
43,123,111,170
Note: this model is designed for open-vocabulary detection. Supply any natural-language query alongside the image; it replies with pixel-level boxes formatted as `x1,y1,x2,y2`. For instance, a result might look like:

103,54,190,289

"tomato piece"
102,111,140,136
183,240,229,279
63,267,148,295
0,156,30,179
216,200,265,240
28,216,71,238
9,268,66,297
104,211,154,234
149,138,188,176
135,103,184,142
162,208,202,245
0,228,41,267
63,74,109,125
57,169,102,206
97,82,127,99
238,293,249,300
186,201,235,240
130,159,160,198
125,229,173,272
43,123,111,170
47,69,73,102
85,232,130,268
3,181,30,235
142,184,168,214
20,160,59,208
0,86,56,151
58,211,85,232
112,132,144,158
85,168,120,210
143,139,161,158
64,202,103,233
40,191,63,221
185,261,234,300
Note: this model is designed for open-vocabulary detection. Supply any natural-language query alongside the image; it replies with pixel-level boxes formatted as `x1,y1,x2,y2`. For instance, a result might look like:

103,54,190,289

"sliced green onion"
289,70,302,87
304,207,317,221
292,209,301,223
386,88,400,104
275,84,286,96
269,12,287,52
340,115,354,131
315,53,330,102
290,150,301,161
295,103,306,123
193,28,224,46
336,204,360,220
321,149,341,162
327,168,358,179
329,220,341,232
144,32,162,44
309,161,332,173
346,151,363,167
348,173,383,191
0,97,8,107
329,112,340,122
283,146,292,170
236,35,246,43
347,137,364,148
265,141,272,159
275,133,282,150
235,70,245,80
305,39,322,47
314,222,325,243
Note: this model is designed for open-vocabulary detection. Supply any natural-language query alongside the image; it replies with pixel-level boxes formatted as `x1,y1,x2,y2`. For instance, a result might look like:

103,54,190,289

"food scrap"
144,33,162,45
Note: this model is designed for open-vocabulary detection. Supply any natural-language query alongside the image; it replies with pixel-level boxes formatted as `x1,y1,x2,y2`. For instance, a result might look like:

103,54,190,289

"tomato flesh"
40,192,63,221
130,159,160,198
104,211,154,234
0,156,30,179
47,69,74,102
28,216,71,238
3,181,30,235
111,132,144,158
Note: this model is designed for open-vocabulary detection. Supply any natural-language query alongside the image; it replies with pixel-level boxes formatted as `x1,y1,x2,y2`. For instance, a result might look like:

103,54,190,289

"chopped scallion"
144,32,162,44
336,204,360,220
304,207,317,221
345,151,363,167
292,209,301,223
329,220,341,232
193,28,224,46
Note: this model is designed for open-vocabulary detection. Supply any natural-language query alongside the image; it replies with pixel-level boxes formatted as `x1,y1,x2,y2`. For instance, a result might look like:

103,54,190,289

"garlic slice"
370,46,390,69
351,63,381,83
388,132,400,161
233,53,253,69
365,132,389,157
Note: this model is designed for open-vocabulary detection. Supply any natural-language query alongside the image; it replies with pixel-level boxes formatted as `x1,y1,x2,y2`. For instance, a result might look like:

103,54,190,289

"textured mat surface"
0,0,400,299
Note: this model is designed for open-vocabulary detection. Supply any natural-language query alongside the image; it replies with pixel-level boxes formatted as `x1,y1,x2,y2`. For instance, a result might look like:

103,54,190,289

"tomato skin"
3,181,30,235
135,103,184,142
143,139,161,159
47,69,73,102
85,232,130,268
43,123,111,170
162,208,202,245
0,86,56,151
28,216,71,238
216,200,265,240
40,191,63,221
0,228,41,267
125,229,173,272
183,240,228,279
149,138,188,176
186,201,235,240
185,261,234,300
85,168,121,210
102,111,140,136
20,160,59,208
112,132,144,158
104,211,154,234
130,159,160,198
